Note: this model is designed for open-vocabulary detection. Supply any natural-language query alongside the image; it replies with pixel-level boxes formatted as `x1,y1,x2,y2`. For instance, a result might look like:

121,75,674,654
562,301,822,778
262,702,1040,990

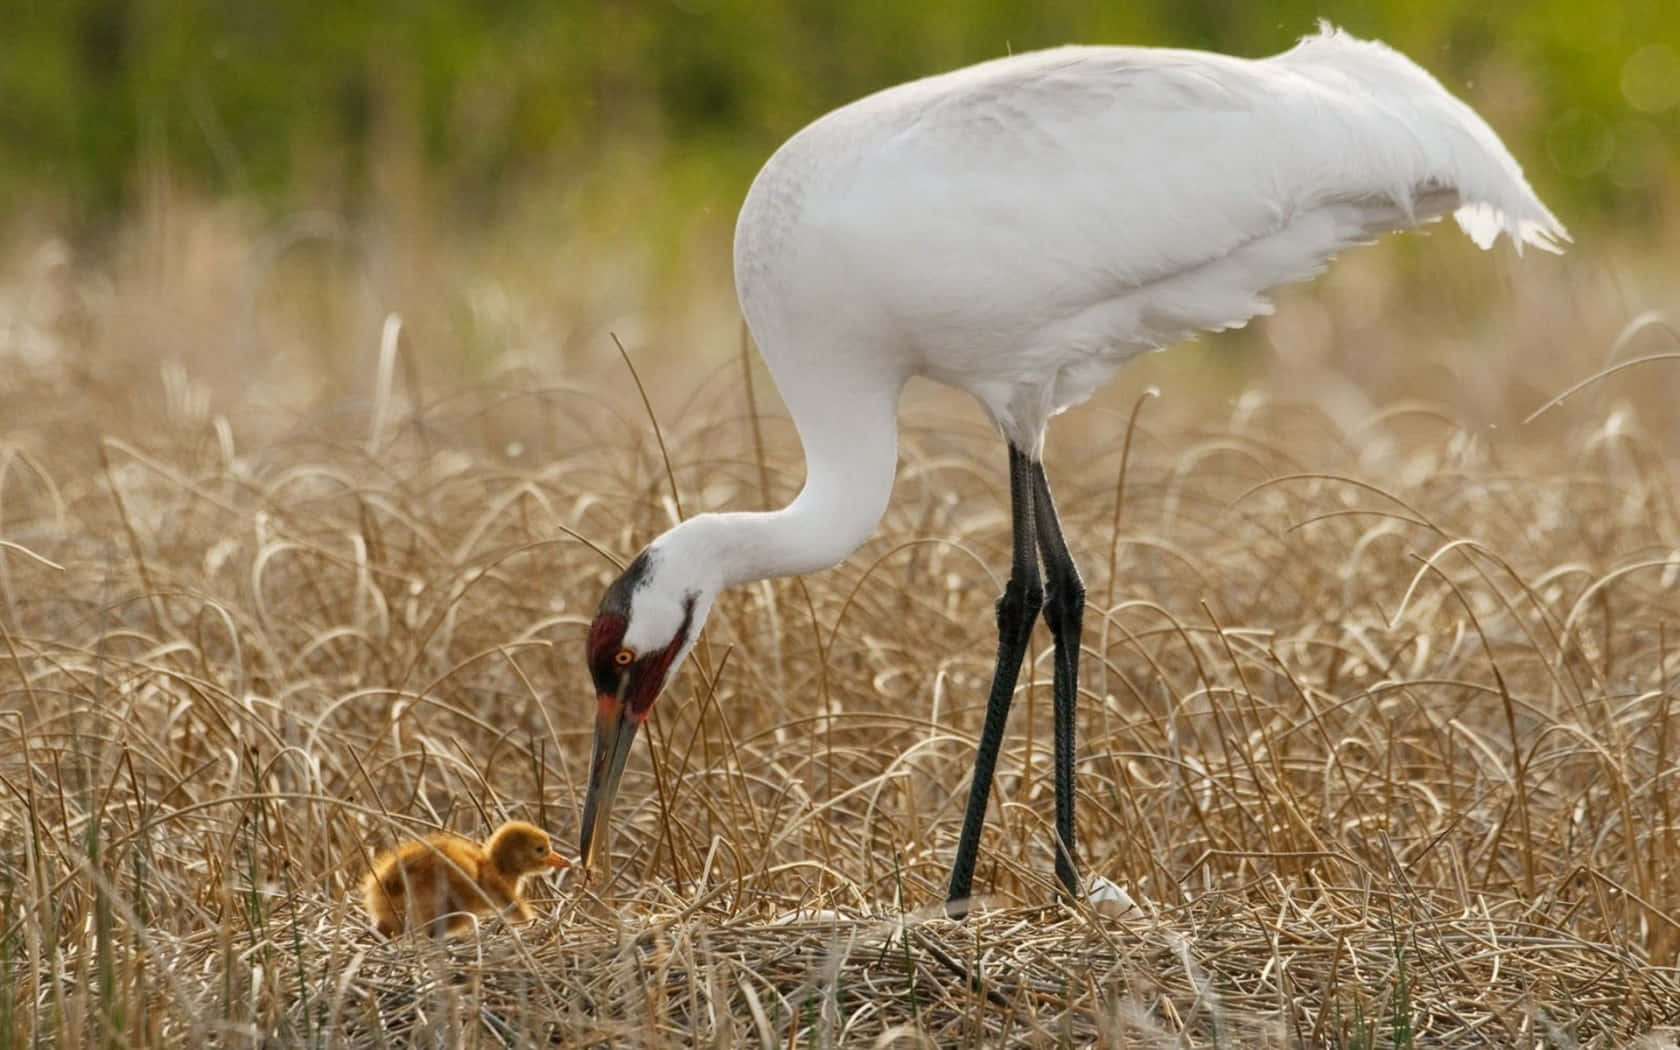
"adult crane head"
578,544,718,869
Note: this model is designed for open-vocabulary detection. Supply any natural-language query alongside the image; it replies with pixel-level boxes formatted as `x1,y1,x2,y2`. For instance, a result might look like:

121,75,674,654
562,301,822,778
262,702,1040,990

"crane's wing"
765,26,1564,368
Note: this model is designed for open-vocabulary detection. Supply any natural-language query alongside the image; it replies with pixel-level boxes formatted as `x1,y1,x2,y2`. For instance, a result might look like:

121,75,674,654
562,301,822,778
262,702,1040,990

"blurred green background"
3,0,1674,429
5,0,1676,236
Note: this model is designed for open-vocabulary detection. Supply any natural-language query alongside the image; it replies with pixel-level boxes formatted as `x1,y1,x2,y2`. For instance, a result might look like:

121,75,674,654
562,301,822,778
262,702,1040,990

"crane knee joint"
995,578,1043,626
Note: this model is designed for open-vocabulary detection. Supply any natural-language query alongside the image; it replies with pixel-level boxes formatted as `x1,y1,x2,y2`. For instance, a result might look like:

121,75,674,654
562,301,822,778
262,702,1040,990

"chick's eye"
613,648,634,667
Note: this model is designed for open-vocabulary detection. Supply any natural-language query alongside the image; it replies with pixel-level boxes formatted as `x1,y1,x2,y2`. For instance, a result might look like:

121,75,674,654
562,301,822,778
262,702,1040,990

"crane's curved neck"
651,354,905,593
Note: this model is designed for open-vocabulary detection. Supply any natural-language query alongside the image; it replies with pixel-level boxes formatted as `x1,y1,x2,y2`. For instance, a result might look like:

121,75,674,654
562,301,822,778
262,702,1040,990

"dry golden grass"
3,206,1680,1047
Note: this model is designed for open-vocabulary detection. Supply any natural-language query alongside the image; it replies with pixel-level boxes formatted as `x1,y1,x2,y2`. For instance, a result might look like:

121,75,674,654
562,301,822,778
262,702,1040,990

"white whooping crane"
576,24,1566,910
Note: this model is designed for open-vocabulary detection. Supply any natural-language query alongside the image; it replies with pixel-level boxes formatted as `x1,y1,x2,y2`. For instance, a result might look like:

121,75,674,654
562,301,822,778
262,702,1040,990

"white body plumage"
736,25,1563,454
632,24,1566,651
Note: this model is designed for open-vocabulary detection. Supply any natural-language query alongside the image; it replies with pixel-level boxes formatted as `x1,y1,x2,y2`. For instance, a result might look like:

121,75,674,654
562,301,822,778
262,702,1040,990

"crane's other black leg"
1031,462,1084,900
946,444,1041,914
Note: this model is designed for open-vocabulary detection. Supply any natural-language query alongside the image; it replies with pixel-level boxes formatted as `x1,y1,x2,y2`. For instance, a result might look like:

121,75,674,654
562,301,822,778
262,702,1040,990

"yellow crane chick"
362,820,570,937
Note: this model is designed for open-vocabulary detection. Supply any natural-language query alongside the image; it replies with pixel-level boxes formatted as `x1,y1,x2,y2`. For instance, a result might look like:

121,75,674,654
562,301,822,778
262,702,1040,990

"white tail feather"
1289,24,1569,255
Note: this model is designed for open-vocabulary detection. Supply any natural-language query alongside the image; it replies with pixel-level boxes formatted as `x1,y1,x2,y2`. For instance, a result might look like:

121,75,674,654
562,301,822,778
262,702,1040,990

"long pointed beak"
545,850,571,870
579,693,640,869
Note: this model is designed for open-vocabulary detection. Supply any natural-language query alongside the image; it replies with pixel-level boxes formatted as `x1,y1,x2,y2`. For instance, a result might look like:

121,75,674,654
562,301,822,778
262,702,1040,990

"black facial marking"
597,550,656,618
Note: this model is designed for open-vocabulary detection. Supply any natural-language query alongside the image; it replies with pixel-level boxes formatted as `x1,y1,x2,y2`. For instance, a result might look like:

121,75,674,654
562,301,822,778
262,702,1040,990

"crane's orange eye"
613,648,634,667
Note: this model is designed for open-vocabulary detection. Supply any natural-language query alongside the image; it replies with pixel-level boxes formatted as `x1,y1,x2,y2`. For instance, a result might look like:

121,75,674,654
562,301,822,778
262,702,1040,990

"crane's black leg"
1031,462,1084,900
946,444,1042,914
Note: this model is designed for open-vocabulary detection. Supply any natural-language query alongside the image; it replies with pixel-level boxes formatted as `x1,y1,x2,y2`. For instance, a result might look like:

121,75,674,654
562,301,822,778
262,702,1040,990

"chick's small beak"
579,692,640,869
545,850,571,870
